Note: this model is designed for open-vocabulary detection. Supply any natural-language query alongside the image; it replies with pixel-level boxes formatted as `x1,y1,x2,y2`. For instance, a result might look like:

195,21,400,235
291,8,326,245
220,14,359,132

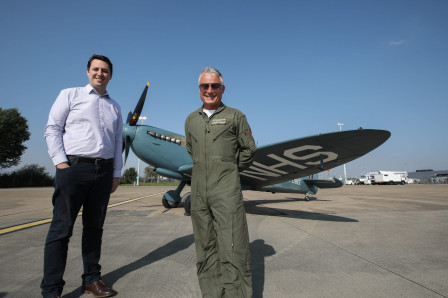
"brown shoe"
82,280,117,297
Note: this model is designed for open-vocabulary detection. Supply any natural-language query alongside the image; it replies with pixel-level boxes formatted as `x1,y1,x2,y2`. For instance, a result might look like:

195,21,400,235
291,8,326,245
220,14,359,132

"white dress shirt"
45,84,123,177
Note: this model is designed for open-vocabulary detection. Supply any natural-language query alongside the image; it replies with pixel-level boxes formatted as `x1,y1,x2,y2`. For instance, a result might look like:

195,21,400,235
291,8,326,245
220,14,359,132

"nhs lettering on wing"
241,145,338,181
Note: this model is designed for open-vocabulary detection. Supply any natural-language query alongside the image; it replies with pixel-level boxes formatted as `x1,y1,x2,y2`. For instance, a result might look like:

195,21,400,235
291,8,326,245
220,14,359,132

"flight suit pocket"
189,132,200,161
210,157,238,188
190,132,198,143
231,203,250,258
215,212,234,262
238,130,256,152
216,204,250,266
213,125,237,157
212,125,232,142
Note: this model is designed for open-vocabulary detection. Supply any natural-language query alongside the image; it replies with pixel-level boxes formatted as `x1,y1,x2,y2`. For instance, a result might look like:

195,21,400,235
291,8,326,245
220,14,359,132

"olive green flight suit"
185,103,257,298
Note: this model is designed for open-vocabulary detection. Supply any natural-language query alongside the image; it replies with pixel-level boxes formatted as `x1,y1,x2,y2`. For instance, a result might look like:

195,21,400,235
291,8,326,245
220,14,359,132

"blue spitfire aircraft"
123,83,391,215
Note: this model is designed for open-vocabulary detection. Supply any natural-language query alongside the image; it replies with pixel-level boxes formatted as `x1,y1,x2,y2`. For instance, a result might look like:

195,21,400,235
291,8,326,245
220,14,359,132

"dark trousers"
40,159,113,298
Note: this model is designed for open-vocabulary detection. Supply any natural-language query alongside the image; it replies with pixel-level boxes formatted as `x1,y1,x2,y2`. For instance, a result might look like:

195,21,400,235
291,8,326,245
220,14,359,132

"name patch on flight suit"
211,119,227,125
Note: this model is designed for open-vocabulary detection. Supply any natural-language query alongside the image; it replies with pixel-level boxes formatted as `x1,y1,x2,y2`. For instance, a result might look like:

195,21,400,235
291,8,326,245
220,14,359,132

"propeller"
123,82,149,165
129,82,149,126
124,135,131,165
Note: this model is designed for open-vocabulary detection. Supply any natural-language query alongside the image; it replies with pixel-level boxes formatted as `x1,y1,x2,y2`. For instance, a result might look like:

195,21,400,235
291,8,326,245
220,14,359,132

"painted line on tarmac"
0,192,164,236
106,192,164,208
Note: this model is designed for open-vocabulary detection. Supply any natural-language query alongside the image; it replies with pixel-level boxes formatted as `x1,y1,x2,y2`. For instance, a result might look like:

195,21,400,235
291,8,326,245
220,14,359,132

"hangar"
408,169,448,184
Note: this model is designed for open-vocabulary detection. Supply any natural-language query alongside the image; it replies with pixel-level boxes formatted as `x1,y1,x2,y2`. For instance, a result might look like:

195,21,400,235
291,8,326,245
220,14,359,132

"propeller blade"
126,111,133,124
129,82,149,126
124,135,131,165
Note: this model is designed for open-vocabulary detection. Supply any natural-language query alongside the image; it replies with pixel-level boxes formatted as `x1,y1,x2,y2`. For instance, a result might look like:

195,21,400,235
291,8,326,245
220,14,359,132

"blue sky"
1,0,447,178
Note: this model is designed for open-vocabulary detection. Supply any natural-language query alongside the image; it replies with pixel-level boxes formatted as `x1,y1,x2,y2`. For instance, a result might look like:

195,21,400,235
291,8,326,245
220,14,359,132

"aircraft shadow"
285,196,331,202
248,197,324,204
62,234,195,298
251,239,276,298
244,201,358,222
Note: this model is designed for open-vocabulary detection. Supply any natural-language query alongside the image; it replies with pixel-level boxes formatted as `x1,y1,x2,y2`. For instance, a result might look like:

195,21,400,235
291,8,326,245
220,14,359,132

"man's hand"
111,177,120,193
56,162,70,169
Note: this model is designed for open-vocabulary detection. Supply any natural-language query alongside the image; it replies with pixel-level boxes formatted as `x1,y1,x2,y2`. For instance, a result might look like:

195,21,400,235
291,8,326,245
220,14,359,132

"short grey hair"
198,67,225,86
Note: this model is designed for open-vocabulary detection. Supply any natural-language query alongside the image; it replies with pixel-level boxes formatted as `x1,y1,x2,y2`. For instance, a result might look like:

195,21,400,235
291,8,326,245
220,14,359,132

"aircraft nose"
122,125,137,165
123,125,137,143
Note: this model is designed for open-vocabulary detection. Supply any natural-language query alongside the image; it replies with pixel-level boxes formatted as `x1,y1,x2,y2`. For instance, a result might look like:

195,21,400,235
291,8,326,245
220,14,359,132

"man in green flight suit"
185,67,257,297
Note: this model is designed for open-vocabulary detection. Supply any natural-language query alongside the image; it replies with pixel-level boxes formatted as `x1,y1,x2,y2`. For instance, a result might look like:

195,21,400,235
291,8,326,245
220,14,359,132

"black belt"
67,155,114,165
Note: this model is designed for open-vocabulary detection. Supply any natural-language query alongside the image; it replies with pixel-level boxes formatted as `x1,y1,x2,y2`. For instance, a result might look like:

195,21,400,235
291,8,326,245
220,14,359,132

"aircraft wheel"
305,195,310,201
162,198,179,209
183,193,191,216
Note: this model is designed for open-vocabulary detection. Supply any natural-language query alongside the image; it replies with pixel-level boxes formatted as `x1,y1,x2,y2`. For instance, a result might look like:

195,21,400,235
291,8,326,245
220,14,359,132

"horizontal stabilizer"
303,178,343,189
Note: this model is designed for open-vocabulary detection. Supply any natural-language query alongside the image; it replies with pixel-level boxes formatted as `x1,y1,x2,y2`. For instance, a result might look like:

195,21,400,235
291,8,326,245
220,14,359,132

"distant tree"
144,166,159,183
0,108,31,169
120,167,137,184
0,164,54,188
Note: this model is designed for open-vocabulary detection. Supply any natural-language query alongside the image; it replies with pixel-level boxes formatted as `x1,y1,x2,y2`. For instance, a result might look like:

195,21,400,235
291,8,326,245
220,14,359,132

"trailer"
370,171,408,185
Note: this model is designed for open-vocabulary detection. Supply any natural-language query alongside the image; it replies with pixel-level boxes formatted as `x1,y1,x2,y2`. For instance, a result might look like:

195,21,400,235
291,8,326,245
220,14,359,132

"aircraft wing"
240,129,390,188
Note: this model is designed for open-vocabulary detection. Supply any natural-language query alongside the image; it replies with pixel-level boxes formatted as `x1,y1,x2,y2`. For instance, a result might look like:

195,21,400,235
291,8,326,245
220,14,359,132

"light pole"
337,123,347,182
136,116,147,186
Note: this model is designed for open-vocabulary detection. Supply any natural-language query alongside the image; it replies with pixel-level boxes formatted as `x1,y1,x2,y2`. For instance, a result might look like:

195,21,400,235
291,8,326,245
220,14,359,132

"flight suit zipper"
204,114,210,199
201,108,224,202
205,115,211,133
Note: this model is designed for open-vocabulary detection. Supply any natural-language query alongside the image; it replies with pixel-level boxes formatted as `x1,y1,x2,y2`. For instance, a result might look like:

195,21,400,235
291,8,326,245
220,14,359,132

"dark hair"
87,54,113,76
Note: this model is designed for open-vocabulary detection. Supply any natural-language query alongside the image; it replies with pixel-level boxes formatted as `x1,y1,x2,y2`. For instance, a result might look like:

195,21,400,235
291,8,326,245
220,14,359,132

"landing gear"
160,181,192,215
182,192,191,216
162,198,179,208
305,195,310,201
162,180,186,208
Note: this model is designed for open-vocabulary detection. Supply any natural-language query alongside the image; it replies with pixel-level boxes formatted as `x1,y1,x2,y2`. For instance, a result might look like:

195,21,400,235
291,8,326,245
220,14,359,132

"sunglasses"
199,83,223,91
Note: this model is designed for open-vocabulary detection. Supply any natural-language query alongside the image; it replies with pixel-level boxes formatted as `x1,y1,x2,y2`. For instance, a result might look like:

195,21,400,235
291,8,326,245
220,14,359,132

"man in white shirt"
41,55,122,298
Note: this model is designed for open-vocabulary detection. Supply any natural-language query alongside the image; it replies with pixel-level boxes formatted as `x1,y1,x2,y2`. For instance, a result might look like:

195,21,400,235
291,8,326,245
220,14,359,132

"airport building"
407,170,448,184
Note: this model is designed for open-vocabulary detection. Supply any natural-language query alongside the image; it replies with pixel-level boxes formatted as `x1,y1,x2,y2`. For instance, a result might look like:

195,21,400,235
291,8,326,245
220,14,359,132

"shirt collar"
85,84,110,98
198,102,226,115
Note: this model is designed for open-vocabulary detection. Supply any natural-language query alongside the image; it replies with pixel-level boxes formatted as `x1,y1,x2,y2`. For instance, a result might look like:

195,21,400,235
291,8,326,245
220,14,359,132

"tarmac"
1,184,447,298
